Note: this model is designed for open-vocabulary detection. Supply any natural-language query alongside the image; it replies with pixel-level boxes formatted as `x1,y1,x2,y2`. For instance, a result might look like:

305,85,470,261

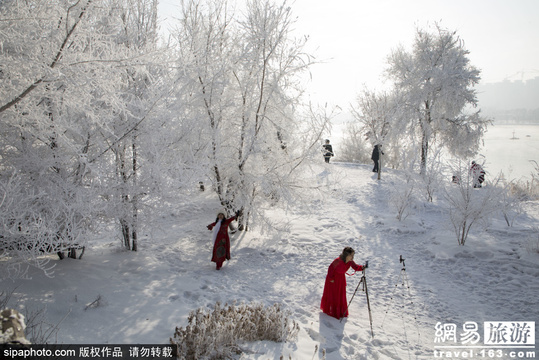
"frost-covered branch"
0,0,93,114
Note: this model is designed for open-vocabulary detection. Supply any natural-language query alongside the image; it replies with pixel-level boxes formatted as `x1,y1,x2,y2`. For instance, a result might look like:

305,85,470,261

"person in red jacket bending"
207,209,239,270
321,247,365,319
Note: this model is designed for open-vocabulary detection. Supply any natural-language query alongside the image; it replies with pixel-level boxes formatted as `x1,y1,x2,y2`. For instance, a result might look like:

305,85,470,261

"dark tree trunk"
118,146,132,250
120,218,131,250
420,102,431,176
131,134,138,251
421,132,428,176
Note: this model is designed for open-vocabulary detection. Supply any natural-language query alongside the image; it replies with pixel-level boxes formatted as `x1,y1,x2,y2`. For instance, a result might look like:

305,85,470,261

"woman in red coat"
321,247,365,319
207,209,237,270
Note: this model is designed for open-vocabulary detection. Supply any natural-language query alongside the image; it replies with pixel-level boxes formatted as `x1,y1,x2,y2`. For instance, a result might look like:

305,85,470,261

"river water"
480,124,539,181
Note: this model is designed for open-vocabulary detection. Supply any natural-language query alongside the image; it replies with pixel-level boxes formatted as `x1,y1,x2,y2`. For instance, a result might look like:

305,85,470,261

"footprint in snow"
325,346,338,354
322,318,335,329
295,307,310,318
306,328,325,342
183,291,199,301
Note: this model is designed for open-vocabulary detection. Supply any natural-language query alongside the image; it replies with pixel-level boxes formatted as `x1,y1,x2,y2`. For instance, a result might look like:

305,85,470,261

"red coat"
320,257,363,319
207,216,236,263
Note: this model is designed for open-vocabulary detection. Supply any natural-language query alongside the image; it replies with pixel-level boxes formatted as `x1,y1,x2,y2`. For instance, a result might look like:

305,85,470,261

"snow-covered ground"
3,162,539,359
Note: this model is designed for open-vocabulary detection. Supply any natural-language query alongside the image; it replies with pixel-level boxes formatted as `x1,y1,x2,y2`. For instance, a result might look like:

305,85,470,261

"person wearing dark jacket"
322,139,334,163
371,144,383,172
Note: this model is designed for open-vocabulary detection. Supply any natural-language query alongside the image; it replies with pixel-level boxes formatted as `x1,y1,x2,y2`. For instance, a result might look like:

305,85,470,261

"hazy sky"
158,0,539,108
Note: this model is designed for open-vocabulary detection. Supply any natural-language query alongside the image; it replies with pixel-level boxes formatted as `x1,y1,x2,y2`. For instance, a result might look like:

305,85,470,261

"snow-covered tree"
348,89,408,170
335,121,370,164
0,0,174,276
386,23,489,176
229,0,319,229
172,0,237,211
94,0,166,251
173,0,324,231
351,89,396,147
0,0,123,275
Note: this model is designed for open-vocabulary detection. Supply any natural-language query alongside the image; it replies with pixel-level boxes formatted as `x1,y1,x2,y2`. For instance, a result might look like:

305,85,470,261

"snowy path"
159,162,539,359
5,162,539,359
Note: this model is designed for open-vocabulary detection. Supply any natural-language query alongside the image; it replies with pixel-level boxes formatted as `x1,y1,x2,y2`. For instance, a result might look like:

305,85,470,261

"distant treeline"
477,76,539,124
477,77,539,110
483,108,539,124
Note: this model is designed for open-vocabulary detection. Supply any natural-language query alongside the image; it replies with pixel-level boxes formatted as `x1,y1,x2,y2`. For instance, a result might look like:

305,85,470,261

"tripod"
398,255,411,291
384,255,414,315
381,255,420,345
340,261,374,338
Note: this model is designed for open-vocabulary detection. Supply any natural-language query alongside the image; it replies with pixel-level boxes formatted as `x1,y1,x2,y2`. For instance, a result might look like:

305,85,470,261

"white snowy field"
479,124,539,181
3,162,539,359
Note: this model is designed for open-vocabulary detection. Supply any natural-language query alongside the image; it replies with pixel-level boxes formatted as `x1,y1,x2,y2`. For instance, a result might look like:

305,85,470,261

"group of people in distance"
324,139,487,187
322,139,382,173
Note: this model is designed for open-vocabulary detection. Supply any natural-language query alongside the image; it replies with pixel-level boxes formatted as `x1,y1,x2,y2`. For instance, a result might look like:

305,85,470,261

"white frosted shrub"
171,302,299,360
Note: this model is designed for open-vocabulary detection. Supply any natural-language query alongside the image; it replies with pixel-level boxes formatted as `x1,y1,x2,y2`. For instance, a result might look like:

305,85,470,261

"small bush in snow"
0,173,91,279
525,228,539,255
508,179,539,201
496,181,523,227
20,307,62,344
170,302,299,360
507,160,539,201
0,289,15,310
419,148,446,203
389,174,416,221
444,180,501,246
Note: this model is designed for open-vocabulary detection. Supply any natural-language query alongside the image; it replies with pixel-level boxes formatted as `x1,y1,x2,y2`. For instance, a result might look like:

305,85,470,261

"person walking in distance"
371,144,383,173
322,139,334,163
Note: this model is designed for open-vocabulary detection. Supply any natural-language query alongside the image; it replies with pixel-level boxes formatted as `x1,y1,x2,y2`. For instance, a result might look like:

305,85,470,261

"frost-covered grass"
509,176,539,201
171,302,299,360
